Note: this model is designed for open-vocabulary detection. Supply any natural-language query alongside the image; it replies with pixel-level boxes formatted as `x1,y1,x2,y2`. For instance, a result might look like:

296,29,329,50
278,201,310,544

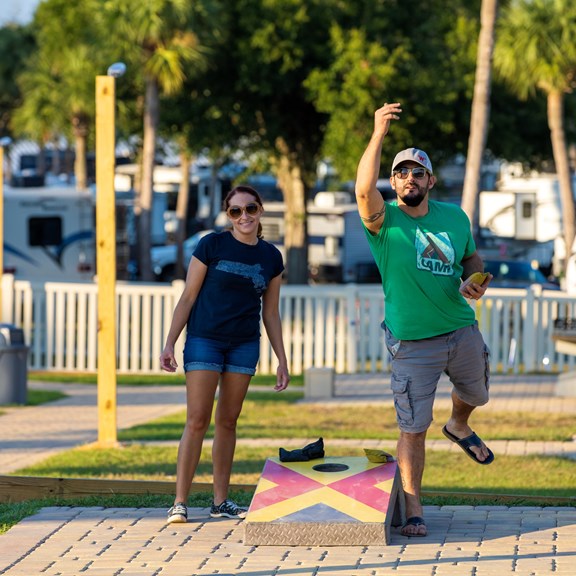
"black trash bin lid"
0,324,25,347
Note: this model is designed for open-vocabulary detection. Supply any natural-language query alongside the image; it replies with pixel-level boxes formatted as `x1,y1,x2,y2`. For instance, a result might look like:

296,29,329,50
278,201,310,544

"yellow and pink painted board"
244,456,404,546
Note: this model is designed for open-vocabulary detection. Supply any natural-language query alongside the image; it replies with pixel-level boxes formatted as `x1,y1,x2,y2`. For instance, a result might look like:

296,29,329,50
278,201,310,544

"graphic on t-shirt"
216,260,267,292
415,227,454,276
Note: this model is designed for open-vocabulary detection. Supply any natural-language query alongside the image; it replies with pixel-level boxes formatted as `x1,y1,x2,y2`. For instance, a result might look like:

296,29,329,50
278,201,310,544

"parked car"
151,229,213,282
483,259,560,290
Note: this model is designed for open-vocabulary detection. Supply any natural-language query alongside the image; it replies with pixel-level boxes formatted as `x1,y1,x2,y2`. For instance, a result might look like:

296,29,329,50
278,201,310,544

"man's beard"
401,187,428,207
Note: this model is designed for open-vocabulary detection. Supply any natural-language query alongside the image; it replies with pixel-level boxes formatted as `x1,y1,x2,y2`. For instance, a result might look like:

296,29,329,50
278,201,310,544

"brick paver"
1,505,575,575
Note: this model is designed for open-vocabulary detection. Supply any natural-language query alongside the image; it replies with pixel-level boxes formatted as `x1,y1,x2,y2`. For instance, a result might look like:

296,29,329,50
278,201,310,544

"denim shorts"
384,323,490,433
183,335,260,375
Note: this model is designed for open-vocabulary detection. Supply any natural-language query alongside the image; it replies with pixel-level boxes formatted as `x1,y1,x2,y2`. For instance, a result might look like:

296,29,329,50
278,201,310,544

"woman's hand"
274,365,290,392
160,345,178,372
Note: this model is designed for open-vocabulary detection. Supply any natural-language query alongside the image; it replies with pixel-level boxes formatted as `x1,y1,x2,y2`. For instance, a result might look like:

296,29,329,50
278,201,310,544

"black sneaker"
167,502,188,524
210,499,248,519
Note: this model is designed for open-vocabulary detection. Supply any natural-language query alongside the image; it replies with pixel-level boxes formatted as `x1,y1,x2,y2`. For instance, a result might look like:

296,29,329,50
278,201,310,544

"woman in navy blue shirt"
160,185,290,524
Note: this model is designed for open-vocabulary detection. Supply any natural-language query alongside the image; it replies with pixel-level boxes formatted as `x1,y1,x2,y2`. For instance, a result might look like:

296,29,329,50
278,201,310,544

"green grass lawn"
118,391,576,442
13,444,576,500
0,389,66,409
28,371,304,387
28,371,184,385
27,389,67,405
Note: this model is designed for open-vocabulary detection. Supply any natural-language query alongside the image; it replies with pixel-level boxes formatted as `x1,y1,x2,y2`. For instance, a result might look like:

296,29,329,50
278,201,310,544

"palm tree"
13,0,110,190
494,0,576,273
12,53,65,177
54,46,100,190
0,24,36,141
175,145,192,280
15,48,101,191
461,0,499,232
106,0,207,280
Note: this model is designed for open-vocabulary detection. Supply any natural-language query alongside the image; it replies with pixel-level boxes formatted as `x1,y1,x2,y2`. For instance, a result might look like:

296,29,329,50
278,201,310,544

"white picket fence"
2,274,576,375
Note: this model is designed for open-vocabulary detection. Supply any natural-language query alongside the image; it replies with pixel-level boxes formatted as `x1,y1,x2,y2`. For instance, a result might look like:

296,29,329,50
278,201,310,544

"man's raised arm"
355,102,402,233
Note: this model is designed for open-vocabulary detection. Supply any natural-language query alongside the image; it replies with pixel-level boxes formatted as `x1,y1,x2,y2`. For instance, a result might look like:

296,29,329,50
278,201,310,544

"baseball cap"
391,148,433,175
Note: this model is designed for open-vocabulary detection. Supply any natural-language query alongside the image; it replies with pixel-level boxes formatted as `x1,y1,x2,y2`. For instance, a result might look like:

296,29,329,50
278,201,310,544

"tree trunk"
175,152,191,280
276,138,308,284
74,134,87,191
461,0,498,232
65,145,74,182
36,143,46,177
72,113,89,191
205,161,221,229
547,89,576,274
51,139,61,178
2,146,12,183
138,77,159,281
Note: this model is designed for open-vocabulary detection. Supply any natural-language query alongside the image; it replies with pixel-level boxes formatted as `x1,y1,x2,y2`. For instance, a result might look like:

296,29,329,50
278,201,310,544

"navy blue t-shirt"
186,231,284,343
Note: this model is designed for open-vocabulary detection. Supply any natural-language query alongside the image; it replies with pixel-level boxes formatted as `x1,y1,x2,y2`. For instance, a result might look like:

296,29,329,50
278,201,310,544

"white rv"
478,167,576,271
2,186,96,281
479,171,566,244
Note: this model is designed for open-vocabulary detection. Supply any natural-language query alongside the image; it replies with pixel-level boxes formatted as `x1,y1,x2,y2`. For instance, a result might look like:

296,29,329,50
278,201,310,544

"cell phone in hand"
460,272,489,292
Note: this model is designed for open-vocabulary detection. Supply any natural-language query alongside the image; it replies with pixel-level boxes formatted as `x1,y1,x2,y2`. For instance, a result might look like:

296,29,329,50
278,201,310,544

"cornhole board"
243,456,404,546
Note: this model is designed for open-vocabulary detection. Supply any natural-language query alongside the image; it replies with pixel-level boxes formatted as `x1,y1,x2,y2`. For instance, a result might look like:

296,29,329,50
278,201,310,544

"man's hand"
355,101,402,233
459,273,493,300
374,102,402,136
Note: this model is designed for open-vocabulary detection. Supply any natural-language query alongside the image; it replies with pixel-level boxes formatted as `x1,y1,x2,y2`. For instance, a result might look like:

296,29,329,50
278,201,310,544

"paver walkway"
1,505,575,575
0,374,575,575
0,383,187,473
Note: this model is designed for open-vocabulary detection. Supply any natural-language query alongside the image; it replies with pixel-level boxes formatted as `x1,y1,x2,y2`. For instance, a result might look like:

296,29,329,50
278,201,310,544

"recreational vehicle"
2,186,96,281
478,167,576,273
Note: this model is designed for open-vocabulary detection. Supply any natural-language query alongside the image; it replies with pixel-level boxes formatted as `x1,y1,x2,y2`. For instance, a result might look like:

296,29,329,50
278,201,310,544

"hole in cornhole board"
312,463,349,473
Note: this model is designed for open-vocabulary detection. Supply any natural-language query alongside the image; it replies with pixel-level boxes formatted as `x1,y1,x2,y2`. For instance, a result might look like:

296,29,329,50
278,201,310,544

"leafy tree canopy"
304,0,483,182
0,24,36,137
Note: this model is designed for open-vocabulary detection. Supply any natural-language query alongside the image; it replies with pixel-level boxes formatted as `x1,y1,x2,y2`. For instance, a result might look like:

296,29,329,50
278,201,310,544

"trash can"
0,324,28,405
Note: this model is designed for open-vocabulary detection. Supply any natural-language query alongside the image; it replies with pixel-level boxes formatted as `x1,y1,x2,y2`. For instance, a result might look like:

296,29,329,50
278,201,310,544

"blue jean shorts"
183,335,260,375
384,322,490,433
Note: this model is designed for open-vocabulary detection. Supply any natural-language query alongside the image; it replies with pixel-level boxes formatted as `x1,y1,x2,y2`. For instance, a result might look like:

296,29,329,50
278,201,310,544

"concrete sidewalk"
0,374,575,575
0,382,186,474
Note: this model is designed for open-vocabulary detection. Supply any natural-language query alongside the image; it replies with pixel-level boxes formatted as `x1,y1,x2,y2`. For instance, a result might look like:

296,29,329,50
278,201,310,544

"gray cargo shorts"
384,322,490,434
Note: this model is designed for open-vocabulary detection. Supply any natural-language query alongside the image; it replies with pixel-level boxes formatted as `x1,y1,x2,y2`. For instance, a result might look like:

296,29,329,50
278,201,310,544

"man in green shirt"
355,102,494,538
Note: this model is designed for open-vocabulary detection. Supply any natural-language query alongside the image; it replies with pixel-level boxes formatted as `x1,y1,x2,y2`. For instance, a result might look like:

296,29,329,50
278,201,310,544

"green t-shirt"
363,200,477,340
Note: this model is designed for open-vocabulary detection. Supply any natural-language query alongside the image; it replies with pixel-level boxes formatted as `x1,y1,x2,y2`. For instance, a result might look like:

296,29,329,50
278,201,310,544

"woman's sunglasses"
393,167,429,180
227,202,261,219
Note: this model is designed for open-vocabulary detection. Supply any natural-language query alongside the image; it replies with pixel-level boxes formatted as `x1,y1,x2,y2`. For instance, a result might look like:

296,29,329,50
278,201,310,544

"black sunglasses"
393,167,429,180
227,202,260,219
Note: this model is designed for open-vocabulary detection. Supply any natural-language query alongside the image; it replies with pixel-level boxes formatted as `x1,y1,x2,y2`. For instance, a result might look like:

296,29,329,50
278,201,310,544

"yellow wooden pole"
0,145,4,321
96,75,118,447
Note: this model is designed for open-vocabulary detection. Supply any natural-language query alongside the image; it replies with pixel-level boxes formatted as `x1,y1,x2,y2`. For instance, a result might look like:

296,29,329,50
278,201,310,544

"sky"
0,0,41,26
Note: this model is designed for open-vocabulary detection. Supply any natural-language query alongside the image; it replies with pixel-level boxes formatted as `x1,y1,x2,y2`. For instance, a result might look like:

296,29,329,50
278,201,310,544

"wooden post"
0,146,4,321
96,76,118,447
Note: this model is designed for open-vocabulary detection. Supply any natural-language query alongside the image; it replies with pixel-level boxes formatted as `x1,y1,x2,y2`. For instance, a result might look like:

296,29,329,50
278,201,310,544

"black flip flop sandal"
401,516,427,537
442,425,495,465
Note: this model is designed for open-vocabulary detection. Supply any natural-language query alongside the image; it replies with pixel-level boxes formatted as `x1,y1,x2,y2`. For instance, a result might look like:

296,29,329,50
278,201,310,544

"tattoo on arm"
360,204,385,223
